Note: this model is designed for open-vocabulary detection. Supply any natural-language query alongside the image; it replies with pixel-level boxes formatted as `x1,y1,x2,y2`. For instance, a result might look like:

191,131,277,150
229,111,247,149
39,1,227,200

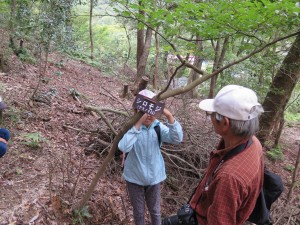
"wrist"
0,138,7,144
134,120,142,130
167,116,175,124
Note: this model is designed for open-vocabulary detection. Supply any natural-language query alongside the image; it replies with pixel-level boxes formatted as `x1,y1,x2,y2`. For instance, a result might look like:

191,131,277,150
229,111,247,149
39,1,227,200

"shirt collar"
211,137,252,159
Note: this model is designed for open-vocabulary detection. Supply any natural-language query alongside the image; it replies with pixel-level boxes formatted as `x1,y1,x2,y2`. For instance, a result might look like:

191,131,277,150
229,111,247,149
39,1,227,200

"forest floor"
0,35,299,224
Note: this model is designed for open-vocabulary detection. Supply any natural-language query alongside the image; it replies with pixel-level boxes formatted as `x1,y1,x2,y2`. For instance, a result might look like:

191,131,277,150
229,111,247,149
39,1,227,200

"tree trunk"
0,54,4,72
123,25,131,65
137,27,144,68
9,0,16,52
188,36,203,98
122,84,129,98
133,76,149,96
89,0,94,60
65,1,73,45
273,115,285,147
136,27,152,83
208,39,220,98
208,37,229,98
258,34,300,145
287,141,300,201
9,0,16,33
153,27,159,89
136,0,145,69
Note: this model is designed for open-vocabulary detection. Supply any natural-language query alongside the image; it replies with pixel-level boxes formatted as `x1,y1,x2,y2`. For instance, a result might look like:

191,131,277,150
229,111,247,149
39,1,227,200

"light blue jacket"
118,119,183,186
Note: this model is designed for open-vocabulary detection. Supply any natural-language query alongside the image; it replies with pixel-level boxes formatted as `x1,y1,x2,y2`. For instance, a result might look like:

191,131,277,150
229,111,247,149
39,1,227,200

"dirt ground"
0,48,299,224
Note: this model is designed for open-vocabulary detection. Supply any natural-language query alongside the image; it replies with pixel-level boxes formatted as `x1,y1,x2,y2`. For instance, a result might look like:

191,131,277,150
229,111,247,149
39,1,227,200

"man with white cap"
118,89,183,225
188,85,265,225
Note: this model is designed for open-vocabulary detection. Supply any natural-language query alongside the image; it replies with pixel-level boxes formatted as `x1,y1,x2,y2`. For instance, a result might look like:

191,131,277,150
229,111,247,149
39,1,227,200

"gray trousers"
126,181,161,225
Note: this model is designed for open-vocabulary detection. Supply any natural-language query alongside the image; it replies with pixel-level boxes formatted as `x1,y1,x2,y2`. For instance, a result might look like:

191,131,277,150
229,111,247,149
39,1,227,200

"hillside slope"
0,37,299,224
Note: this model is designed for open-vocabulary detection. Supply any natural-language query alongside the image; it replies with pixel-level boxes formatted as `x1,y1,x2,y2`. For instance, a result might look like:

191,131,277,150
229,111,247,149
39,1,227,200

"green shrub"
73,205,92,225
6,107,21,124
18,48,36,64
284,164,295,172
285,112,300,123
266,144,284,161
53,71,64,76
20,132,48,148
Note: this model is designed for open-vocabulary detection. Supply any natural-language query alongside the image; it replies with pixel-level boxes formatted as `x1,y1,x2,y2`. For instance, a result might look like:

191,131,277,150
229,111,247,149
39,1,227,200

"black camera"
162,204,197,225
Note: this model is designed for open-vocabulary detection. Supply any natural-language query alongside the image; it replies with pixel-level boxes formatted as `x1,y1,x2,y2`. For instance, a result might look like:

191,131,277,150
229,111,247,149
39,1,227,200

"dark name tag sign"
132,94,165,117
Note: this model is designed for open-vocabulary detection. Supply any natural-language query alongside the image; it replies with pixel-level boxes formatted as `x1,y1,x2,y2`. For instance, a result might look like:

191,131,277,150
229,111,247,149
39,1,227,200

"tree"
115,0,300,92
89,0,95,60
258,33,300,146
84,4,300,209
3,0,299,213
74,30,300,210
136,27,152,83
135,0,153,85
9,0,17,53
188,36,204,98
208,37,229,98
153,26,159,89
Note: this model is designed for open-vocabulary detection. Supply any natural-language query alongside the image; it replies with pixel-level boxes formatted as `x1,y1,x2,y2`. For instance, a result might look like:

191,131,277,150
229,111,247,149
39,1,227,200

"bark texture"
258,34,300,144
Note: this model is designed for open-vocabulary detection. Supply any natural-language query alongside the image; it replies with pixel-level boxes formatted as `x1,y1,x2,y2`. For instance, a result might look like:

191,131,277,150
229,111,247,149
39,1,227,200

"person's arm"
163,108,175,124
118,113,147,152
118,127,140,153
134,113,148,130
0,138,7,144
160,108,183,144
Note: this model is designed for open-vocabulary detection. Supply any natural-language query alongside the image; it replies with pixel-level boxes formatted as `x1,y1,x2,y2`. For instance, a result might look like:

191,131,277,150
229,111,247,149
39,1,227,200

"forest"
0,0,299,224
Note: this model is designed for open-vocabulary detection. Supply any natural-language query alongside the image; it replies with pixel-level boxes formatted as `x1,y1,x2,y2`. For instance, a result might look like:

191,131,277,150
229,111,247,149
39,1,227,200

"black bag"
221,140,284,225
247,168,284,225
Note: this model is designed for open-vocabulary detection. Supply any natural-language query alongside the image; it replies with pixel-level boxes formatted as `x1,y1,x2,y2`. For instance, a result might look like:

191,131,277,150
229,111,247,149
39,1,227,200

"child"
118,89,183,225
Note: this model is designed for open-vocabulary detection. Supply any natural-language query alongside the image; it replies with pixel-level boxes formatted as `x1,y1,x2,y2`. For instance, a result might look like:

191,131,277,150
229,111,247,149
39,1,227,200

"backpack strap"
188,138,253,203
223,138,253,161
154,124,161,146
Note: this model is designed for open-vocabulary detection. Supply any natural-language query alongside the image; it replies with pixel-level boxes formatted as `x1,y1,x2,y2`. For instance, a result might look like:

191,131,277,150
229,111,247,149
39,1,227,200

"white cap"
199,85,264,120
138,89,156,98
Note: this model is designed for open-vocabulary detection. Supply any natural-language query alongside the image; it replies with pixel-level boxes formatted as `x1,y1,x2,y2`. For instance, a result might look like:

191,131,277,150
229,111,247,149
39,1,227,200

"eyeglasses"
206,112,220,121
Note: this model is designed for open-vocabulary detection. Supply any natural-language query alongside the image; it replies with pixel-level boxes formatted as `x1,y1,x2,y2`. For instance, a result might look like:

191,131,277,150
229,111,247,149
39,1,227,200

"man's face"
143,114,156,126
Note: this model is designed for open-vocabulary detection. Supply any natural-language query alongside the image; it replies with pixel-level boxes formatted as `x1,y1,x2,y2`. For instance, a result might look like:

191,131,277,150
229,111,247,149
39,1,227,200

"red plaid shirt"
189,136,264,225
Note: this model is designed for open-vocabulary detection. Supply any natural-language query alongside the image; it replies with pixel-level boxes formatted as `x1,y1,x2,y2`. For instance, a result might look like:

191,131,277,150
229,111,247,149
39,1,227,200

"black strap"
223,138,253,161
188,138,253,203
154,124,161,146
